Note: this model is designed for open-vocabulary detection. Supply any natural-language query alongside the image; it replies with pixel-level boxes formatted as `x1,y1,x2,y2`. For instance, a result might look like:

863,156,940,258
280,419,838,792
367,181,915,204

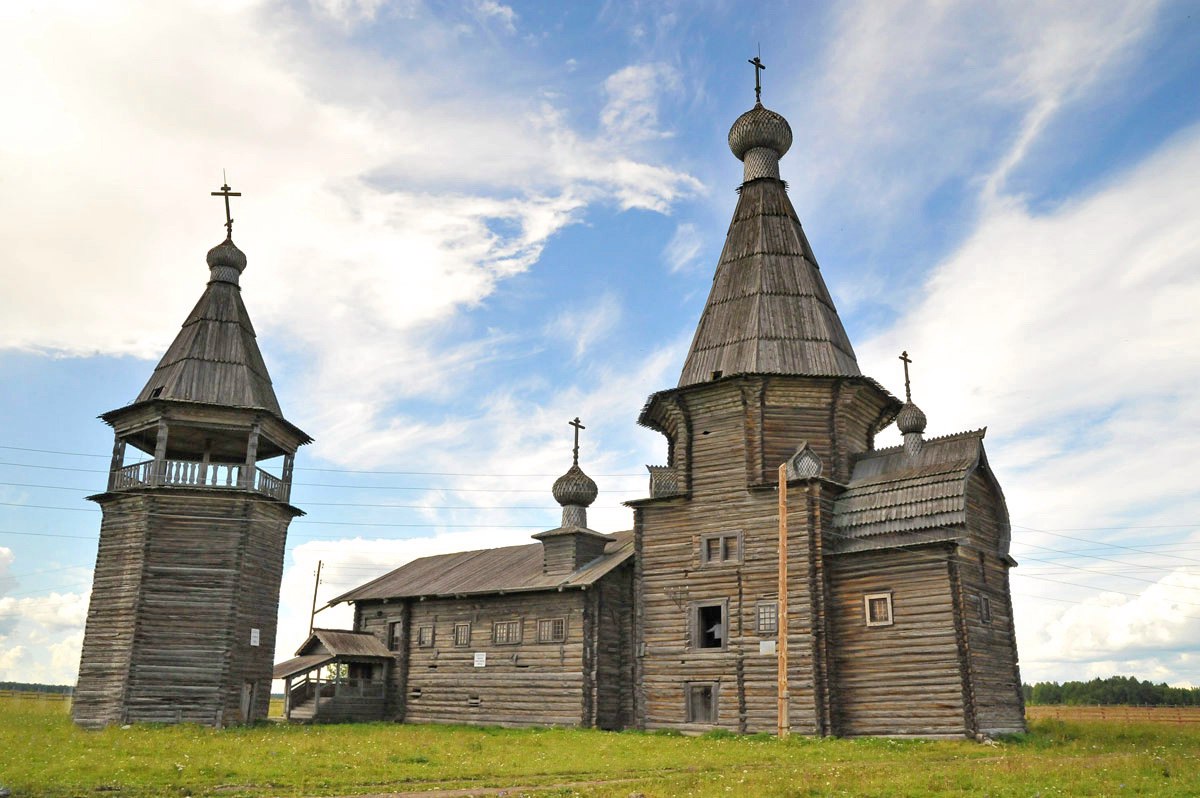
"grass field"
4,695,1199,797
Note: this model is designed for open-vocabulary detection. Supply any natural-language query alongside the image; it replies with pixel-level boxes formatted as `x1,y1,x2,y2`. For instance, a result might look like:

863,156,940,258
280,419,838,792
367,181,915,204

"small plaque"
250,628,261,647
759,639,776,655
473,652,487,668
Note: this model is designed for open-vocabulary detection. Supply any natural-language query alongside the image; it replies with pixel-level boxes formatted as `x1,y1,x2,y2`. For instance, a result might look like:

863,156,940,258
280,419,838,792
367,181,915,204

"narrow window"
387,621,403,651
453,622,471,647
468,695,482,707
980,595,993,624
537,617,567,643
691,601,727,649
686,683,718,724
979,552,987,585
700,532,741,566
756,601,778,635
416,624,435,647
492,619,521,645
864,593,893,627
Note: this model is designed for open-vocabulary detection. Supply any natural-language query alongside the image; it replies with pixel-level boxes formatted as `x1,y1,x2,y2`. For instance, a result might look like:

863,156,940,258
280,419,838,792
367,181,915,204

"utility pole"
308,560,323,635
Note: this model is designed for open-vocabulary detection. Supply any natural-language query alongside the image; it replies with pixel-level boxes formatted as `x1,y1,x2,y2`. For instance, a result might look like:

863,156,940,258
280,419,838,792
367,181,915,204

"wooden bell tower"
72,185,311,728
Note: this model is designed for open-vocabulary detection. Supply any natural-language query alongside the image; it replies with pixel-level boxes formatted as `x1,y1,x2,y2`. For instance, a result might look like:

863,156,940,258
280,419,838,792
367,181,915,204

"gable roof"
271,628,392,680
831,430,989,549
135,275,282,414
677,178,861,387
331,530,634,603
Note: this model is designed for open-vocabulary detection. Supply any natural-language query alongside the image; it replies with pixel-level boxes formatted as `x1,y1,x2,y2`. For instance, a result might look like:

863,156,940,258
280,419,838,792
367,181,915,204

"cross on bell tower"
211,176,241,239
749,55,766,104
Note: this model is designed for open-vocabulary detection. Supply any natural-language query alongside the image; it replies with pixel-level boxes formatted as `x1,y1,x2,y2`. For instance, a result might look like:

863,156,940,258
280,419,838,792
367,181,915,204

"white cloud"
472,0,517,33
545,292,622,360
663,221,702,273
600,63,682,142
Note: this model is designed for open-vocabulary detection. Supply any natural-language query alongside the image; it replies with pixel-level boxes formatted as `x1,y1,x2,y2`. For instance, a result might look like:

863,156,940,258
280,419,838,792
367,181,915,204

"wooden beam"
777,462,789,738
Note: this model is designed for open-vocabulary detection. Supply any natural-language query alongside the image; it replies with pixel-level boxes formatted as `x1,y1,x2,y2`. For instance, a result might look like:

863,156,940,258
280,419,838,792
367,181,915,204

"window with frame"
492,619,521,645
416,624,435,647
537,617,566,643
453,622,471,647
387,621,403,651
685,682,718,724
700,532,741,566
756,600,778,635
690,600,728,649
864,592,894,627
979,595,993,624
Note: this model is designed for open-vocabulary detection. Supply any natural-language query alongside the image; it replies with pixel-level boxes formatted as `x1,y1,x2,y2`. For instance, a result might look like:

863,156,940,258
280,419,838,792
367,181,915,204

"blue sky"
2,0,1199,689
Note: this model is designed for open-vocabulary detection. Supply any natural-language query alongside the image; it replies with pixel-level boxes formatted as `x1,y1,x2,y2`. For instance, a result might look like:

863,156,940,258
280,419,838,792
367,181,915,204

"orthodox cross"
899,351,913,402
569,417,586,466
211,176,241,238
749,55,766,104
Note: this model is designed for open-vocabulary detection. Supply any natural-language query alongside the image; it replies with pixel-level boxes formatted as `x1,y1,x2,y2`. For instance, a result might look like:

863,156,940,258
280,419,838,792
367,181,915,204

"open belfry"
73,185,310,728
299,61,1024,738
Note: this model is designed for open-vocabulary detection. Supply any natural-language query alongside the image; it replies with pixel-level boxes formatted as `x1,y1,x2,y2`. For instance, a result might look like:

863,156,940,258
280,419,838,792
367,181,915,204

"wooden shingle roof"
331,530,633,603
831,430,990,545
678,178,861,387
135,249,281,414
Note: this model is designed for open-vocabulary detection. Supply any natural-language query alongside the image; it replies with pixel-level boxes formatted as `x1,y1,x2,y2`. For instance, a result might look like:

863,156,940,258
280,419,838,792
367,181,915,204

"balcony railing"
112,459,290,502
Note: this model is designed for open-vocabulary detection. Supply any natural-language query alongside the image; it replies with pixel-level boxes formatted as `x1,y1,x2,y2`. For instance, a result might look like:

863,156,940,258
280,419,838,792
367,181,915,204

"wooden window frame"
492,619,522,645
685,682,719,724
689,598,729,650
387,620,403,652
756,600,778,635
700,532,742,567
537,617,567,643
979,595,993,624
416,624,436,647
453,622,471,647
864,592,894,627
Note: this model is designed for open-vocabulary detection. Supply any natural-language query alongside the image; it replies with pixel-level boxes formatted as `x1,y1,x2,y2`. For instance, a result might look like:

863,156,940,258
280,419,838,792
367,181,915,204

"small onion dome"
552,463,598,508
728,103,793,162
206,237,248,274
896,401,928,435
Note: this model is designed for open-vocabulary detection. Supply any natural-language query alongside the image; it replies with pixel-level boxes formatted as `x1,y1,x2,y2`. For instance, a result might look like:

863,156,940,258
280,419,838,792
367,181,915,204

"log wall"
827,546,968,737
72,488,295,728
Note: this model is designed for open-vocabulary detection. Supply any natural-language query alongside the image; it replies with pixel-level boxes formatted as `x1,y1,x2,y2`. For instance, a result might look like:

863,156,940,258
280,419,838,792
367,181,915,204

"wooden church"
294,79,1025,737
72,187,310,728
74,68,1025,737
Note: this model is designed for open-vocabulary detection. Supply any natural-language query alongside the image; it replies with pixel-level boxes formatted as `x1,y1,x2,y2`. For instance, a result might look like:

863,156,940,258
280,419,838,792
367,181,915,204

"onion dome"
728,103,793,181
552,464,598,508
896,401,927,435
206,237,247,285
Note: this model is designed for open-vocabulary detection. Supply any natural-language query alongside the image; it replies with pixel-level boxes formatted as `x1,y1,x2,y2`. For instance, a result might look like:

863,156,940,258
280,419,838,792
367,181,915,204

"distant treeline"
0,682,72,694
1024,676,1200,706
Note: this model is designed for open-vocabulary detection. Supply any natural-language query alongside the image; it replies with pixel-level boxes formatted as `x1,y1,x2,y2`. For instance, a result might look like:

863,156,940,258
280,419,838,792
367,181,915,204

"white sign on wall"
473,652,487,668
759,639,776,655
250,628,261,647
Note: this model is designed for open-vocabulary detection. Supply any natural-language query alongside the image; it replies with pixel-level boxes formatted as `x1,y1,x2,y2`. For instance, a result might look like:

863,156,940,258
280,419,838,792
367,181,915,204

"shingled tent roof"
677,180,861,387
331,530,634,603
830,430,1006,552
135,238,282,415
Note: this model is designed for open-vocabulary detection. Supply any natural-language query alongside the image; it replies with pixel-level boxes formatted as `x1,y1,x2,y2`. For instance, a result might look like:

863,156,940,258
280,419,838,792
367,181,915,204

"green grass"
3,696,1199,797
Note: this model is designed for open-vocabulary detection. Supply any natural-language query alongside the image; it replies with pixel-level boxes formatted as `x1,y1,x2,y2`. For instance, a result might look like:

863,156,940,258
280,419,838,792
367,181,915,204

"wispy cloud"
663,221,703,273
601,62,682,142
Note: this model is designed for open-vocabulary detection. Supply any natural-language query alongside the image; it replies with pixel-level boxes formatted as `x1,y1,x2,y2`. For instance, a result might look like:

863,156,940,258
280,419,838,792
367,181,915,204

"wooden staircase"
288,697,318,722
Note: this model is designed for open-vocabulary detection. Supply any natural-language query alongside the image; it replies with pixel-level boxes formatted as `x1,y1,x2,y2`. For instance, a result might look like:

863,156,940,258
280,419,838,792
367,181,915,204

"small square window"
453,622,471,647
387,621,403,651
864,593,893,627
416,624,435,647
492,619,521,645
980,595,992,624
686,682,718,724
700,533,741,566
756,601,778,635
537,617,566,643
691,600,728,649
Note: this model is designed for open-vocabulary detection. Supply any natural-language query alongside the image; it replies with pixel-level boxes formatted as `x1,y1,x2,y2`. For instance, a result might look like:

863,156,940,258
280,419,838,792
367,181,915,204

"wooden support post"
200,439,212,485
282,452,295,502
243,423,261,489
152,420,169,486
777,462,789,738
107,436,126,491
